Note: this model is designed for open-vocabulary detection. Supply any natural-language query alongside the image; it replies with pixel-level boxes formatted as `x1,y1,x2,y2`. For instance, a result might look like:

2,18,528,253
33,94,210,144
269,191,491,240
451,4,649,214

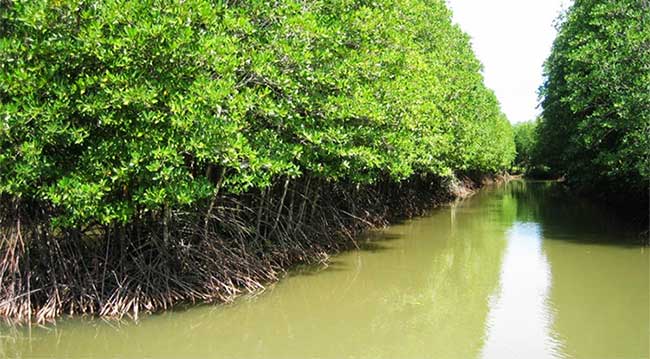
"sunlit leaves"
0,0,515,226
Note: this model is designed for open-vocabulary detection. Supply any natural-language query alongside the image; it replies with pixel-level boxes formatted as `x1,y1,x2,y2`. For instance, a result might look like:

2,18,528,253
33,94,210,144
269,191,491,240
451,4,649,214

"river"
1,180,648,358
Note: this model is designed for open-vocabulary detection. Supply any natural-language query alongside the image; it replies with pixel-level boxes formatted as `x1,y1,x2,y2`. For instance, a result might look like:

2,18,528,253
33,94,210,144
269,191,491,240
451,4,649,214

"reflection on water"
0,181,648,359
481,222,562,359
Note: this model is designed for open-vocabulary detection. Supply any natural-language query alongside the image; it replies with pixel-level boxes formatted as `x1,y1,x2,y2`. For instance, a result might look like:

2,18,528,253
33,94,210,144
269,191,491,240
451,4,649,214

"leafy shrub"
0,0,515,226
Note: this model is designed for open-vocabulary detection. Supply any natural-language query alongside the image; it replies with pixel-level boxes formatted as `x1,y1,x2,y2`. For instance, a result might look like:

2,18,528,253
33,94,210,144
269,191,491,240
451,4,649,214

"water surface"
1,181,648,358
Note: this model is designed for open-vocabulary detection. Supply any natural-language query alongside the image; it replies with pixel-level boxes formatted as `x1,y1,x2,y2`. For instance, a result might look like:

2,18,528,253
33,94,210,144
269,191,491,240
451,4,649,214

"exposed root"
0,174,465,323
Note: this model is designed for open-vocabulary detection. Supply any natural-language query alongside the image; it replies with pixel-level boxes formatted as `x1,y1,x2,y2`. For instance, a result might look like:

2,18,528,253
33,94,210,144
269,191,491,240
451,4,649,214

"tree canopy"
537,0,649,204
1,0,515,226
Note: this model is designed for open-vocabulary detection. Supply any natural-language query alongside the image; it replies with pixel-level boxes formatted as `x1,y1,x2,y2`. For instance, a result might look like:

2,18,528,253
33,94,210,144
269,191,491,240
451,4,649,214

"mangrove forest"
0,0,648,358
0,0,515,322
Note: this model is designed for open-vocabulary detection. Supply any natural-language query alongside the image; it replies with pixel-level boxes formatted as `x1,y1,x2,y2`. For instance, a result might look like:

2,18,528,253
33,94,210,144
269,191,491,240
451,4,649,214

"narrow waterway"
1,181,648,359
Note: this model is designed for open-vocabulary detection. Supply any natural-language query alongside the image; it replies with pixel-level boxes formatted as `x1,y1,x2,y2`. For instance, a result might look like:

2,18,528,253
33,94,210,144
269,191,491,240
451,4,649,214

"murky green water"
1,181,648,358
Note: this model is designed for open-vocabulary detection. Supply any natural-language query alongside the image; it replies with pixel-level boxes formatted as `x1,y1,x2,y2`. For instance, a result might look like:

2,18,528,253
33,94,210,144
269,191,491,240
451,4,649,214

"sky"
446,0,572,123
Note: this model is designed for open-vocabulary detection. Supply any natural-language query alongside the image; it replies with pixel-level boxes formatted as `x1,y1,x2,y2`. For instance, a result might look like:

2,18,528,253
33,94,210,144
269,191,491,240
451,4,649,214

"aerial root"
0,174,459,323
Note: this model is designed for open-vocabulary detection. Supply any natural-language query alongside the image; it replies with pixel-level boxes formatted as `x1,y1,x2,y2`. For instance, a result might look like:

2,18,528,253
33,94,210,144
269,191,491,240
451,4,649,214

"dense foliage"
512,120,537,173
1,0,514,226
537,0,650,203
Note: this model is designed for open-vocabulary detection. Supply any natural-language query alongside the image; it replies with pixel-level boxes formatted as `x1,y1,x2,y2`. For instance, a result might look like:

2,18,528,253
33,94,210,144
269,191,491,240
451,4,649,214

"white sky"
446,0,572,123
